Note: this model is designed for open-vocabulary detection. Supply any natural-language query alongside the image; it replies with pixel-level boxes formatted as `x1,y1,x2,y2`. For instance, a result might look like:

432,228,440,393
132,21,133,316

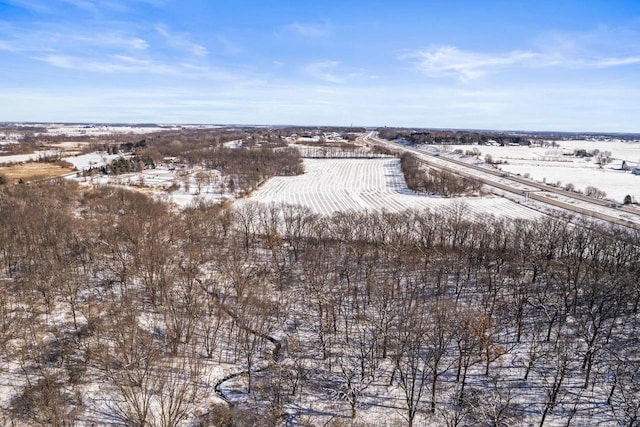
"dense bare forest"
0,177,639,426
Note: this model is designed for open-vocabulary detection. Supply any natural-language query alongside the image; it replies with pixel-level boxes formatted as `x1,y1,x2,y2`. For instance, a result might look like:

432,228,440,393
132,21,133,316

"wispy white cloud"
591,55,640,67
155,24,208,57
0,20,149,54
408,40,640,82
408,46,537,82
215,35,243,56
59,0,99,13
37,54,156,73
0,40,21,52
66,32,150,50
303,60,342,83
302,60,364,84
34,52,263,85
128,37,149,50
0,19,264,87
287,21,332,38
5,0,159,14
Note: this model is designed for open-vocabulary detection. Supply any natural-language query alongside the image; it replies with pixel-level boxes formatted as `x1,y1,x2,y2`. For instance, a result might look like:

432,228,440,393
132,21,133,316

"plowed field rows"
248,158,541,220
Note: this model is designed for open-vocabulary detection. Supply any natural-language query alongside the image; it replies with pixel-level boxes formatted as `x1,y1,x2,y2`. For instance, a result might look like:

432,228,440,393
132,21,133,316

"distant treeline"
378,128,534,145
273,126,367,136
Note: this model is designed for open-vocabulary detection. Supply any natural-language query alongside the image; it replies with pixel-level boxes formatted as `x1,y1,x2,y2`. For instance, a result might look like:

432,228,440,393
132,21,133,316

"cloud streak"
408,46,536,82
408,41,640,82
34,53,259,84
591,55,640,67
0,20,149,54
155,25,208,57
303,60,343,83
4,0,161,14
287,21,332,38
302,60,365,84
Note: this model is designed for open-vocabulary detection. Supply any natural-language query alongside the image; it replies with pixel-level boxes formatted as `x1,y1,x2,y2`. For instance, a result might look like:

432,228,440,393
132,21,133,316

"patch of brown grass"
0,162,74,182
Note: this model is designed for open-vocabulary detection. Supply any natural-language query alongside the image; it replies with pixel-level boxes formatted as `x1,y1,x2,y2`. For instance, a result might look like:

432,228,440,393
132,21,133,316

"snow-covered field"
0,150,62,164
500,162,635,202
40,124,226,137
248,158,541,220
44,124,178,136
63,152,124,171
437,140,640,203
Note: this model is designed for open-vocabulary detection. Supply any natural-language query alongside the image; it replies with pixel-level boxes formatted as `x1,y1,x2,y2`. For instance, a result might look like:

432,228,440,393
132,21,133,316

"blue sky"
1,0,640,131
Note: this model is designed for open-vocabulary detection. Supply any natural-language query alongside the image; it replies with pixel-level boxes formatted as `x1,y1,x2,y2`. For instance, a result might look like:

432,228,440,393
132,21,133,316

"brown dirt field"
0,163,74,182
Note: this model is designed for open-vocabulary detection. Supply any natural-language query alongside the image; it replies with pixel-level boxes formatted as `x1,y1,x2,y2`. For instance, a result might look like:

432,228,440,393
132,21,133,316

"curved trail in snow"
208,290,283,407
213,335,282,406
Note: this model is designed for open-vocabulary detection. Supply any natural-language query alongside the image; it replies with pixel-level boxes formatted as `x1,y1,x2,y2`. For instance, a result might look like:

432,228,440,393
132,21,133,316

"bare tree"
391,297,433,427
608,357,640,427
537,336,575,427
103,305,160,427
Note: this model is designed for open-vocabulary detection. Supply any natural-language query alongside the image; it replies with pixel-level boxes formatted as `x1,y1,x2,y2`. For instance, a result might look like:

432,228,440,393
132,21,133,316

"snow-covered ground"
40,123,227,137
0,132,22,144
556,139,640,163
71,165,227,208
63,152,124,171
500,162,636,202
0,150,62,164
44,124,179,136
223,139,244,148
435,140,640,203
247,158,541,220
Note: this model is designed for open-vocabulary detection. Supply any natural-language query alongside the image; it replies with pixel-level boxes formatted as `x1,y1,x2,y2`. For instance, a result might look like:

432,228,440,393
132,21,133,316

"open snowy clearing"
63,152,125,171
441,139,640,164
247,158,541,220
432,140,640,203
499,161,637,202
0,150,62,164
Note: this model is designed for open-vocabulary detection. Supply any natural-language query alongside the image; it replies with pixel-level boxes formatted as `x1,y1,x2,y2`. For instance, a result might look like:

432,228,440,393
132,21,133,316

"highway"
363,132,640,230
